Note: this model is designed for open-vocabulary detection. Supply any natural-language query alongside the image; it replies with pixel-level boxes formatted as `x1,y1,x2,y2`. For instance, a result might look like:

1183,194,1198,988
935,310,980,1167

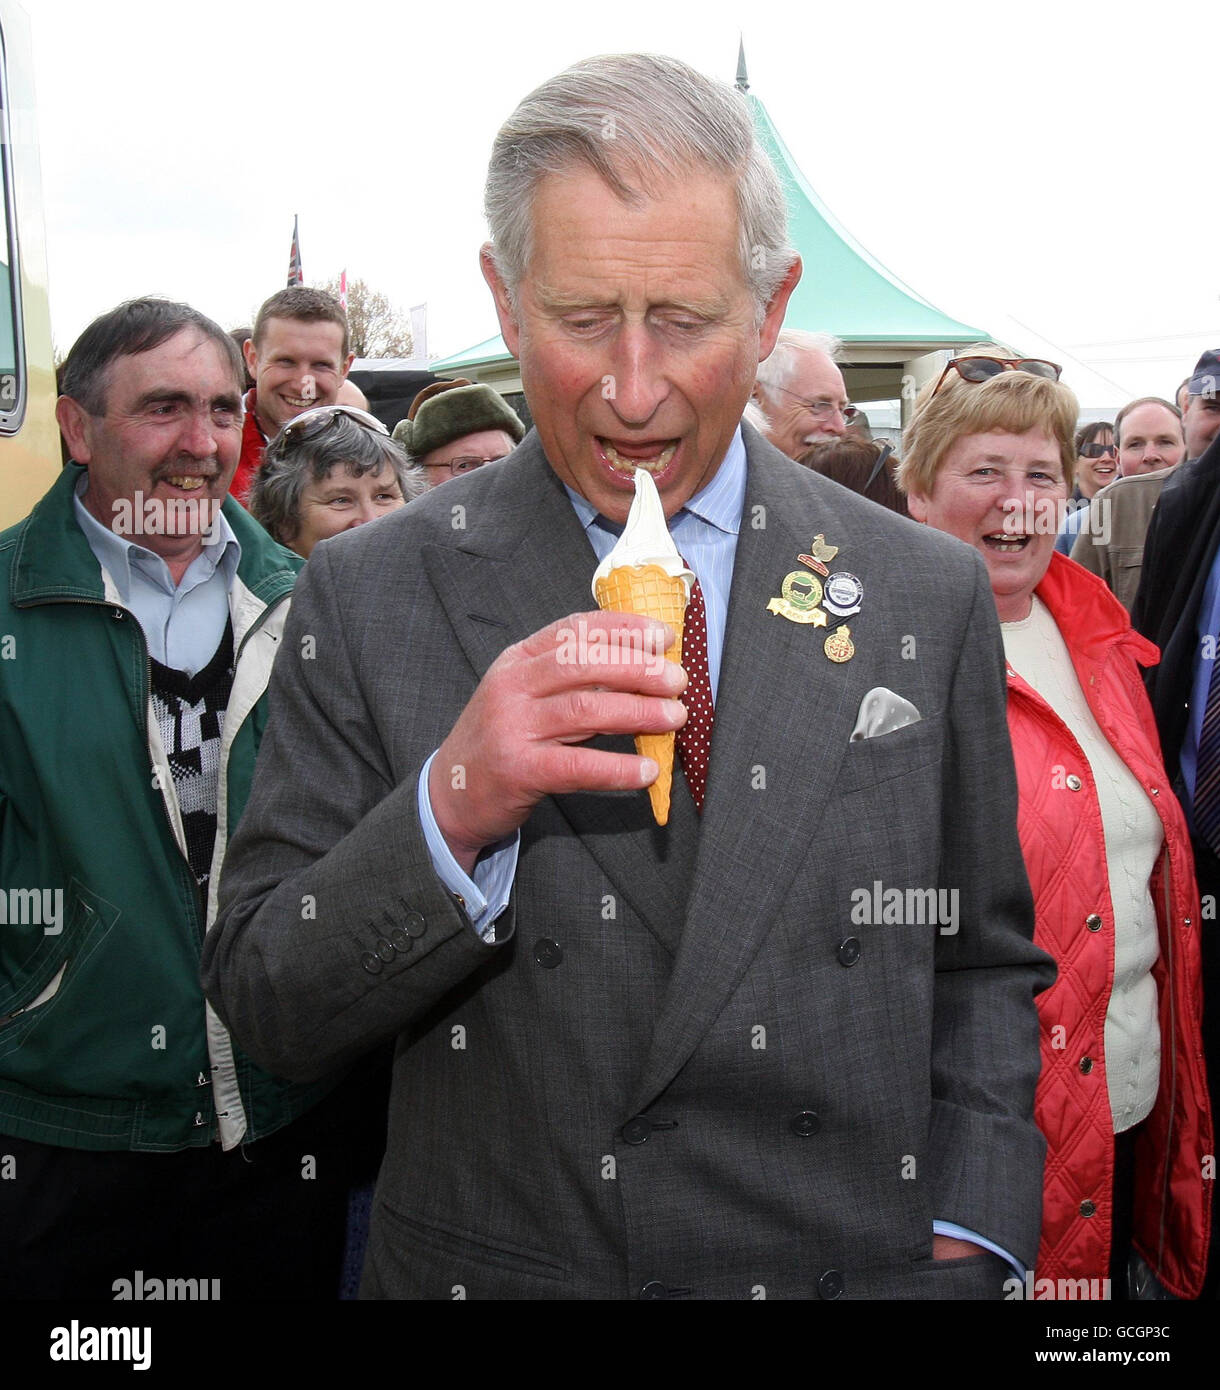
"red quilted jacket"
1006,553,1211,1298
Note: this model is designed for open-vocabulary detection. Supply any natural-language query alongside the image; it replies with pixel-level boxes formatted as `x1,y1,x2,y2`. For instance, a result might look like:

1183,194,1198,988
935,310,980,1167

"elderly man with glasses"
747,328,859,459
393,378,525,489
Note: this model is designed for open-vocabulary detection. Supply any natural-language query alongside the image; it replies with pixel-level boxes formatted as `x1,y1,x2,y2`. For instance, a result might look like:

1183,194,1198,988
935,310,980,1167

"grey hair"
249,415,423,547
484,53,796,321
754,329,843,394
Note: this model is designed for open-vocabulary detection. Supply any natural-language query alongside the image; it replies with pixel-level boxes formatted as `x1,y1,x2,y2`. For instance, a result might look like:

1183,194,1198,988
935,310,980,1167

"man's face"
752,351,851,459
1184,392,1220,460
60,328,243,564
481,167,798,523
419,428,517,489
245,317,353,436
1117,402,1185,476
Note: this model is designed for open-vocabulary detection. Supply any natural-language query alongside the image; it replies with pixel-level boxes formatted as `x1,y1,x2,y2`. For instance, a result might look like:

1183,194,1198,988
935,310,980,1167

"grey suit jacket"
202,426,1051,1300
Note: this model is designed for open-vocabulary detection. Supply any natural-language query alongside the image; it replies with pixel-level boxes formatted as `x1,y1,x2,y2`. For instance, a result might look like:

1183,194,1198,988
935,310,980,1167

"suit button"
533,939,563,968
639,1281,669,1299
836,937,861,967
790,1110,821,1138
622,1117,652,1145
361,951,383,975
818,1269,844,1300
403,911,426,939
1066,775,1082,791
1085,914,1102,932
375,937,396,963
390,926,411,952
1080,1200,1097,1218
1079,1056,1094,1074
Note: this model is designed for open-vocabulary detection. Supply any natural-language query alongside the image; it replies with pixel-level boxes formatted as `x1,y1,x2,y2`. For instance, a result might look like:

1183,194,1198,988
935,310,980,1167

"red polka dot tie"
677,571,714,814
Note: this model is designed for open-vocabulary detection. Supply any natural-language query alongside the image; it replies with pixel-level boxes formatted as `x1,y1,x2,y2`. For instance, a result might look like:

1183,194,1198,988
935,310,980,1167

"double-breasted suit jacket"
203,425,1051,1299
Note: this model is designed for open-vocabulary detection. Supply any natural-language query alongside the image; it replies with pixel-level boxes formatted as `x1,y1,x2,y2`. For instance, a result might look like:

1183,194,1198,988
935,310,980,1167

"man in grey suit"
202,53,1050,1299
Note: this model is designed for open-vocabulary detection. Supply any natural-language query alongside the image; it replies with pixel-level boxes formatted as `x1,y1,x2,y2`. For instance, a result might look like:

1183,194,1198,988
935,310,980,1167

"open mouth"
599,438,678,475
159,474,213,492
283,395,314,410
983,533,1030,553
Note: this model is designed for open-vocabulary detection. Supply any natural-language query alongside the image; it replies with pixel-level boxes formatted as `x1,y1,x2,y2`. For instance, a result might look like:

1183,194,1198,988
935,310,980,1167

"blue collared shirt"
73,474,240,673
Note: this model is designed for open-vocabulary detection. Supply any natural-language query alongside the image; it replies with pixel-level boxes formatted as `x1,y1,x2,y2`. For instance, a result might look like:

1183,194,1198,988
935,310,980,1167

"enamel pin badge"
767,534,862,660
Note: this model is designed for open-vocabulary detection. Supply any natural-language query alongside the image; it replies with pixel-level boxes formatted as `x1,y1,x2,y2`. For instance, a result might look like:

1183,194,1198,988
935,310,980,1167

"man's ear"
340,352,355,381
243,338,258,382
758,255,802,363
55,396,93,464
480,243,521,359
905,488,929,524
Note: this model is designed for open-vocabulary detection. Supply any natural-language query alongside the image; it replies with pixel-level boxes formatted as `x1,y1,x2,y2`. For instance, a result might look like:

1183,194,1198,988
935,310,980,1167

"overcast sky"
18,0,1217,406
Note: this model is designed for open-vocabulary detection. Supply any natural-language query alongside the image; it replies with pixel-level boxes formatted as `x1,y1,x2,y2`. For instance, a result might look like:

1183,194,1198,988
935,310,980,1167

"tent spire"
735,37,749,93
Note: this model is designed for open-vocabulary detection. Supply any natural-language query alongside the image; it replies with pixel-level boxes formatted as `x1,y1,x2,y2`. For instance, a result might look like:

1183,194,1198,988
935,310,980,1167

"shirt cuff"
933,1220,1023,1281
417,751,518,942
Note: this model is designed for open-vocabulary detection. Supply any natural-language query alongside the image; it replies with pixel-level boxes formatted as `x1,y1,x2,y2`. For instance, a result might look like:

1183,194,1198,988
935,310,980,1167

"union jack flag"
286,216,303,287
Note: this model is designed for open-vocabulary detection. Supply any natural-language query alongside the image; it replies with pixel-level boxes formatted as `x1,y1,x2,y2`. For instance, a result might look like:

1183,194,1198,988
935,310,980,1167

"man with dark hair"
231,286,354,502
0,297,358,1298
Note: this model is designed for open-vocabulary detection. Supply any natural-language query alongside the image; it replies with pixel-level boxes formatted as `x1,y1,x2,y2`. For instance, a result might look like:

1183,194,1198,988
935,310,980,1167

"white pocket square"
850,688,922,742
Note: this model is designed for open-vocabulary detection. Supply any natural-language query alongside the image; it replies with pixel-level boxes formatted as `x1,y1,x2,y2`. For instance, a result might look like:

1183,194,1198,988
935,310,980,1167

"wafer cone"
594,563,687,825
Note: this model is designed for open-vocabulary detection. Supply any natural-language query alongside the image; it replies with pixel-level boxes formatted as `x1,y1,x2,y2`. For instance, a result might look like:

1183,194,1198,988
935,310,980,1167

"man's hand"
429,611,688,874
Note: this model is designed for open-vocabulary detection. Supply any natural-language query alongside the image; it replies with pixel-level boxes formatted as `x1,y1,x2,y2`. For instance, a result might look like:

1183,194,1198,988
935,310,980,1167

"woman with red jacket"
901,361,1212,1298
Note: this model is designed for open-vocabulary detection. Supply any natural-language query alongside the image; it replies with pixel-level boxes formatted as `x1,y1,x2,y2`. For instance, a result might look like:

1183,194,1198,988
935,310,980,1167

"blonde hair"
898,370,1079,497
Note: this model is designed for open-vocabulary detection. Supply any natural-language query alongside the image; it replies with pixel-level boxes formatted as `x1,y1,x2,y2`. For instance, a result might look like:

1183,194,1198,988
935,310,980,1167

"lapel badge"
824,625,855,663
767,568,828,625
823,571,863,619
797,534,839,577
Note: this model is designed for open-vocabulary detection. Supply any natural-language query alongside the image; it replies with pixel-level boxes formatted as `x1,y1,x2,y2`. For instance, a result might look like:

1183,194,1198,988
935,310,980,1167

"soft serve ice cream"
592,468,692,825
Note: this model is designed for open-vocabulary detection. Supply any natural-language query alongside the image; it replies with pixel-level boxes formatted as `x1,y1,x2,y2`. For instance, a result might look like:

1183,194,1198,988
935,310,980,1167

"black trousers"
0,1067,388,1301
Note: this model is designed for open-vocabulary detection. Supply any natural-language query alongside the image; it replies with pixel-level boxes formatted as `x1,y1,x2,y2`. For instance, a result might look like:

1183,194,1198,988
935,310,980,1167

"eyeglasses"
769,383,861,424
422,454,507,476
281,404,389,442
1079,441,1117,459
931,356,1062,398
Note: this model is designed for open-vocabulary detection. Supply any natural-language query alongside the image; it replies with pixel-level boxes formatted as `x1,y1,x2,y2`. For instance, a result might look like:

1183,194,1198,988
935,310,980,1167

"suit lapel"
419,437,694,954
632,430,893,1107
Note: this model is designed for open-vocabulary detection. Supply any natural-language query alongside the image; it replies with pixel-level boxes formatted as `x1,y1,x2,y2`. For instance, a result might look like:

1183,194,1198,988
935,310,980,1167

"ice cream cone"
594,563,687,825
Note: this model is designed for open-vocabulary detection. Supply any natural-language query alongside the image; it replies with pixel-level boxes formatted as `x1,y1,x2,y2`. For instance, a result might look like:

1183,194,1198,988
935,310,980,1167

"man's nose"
180,406,219,458
821,407,849,437
606,324,668,424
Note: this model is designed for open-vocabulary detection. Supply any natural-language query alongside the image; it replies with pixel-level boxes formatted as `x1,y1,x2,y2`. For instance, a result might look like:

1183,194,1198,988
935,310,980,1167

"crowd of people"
2,50,1219,1303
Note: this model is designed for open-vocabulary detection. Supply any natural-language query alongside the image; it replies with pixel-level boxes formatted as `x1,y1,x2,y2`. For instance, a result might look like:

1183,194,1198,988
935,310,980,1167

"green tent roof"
747,93,983,344
431,80,984,373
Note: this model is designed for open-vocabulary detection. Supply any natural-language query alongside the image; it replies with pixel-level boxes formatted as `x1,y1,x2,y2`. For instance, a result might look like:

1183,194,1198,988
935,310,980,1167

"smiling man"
204,55,1051,1300
230,286,354,503
0,299,363,1298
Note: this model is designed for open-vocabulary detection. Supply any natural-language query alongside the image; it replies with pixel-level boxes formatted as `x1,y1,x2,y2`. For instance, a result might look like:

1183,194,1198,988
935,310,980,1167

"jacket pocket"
377,1198,568,1283
0,879,119,1057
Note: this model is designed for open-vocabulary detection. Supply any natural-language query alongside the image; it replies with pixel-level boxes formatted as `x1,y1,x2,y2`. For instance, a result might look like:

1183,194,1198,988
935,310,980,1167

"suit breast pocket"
836,716,943,796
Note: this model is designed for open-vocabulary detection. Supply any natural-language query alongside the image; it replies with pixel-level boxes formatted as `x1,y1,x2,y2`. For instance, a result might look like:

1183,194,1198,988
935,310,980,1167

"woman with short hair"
900,367,1212,1299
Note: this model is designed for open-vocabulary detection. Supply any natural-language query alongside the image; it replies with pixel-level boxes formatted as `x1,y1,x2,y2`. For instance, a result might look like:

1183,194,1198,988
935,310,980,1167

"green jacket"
0,465,331,1150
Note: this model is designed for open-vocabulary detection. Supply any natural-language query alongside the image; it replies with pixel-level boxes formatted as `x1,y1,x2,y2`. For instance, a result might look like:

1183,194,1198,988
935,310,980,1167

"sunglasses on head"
281,404,389,443
931,356,1062,398
1079,440,1117,459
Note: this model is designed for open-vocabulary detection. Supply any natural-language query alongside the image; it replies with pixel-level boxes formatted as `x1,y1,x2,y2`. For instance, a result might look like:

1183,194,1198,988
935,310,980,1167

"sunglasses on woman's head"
931,356,1062,398
281,404,389,442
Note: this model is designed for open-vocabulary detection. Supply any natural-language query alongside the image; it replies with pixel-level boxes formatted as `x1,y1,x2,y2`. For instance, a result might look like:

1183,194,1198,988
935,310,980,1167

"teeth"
165,476,206,490
602,440,677,474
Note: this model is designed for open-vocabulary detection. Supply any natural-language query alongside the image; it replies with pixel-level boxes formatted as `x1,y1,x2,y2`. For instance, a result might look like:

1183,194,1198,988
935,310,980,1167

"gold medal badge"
824,625,855,663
